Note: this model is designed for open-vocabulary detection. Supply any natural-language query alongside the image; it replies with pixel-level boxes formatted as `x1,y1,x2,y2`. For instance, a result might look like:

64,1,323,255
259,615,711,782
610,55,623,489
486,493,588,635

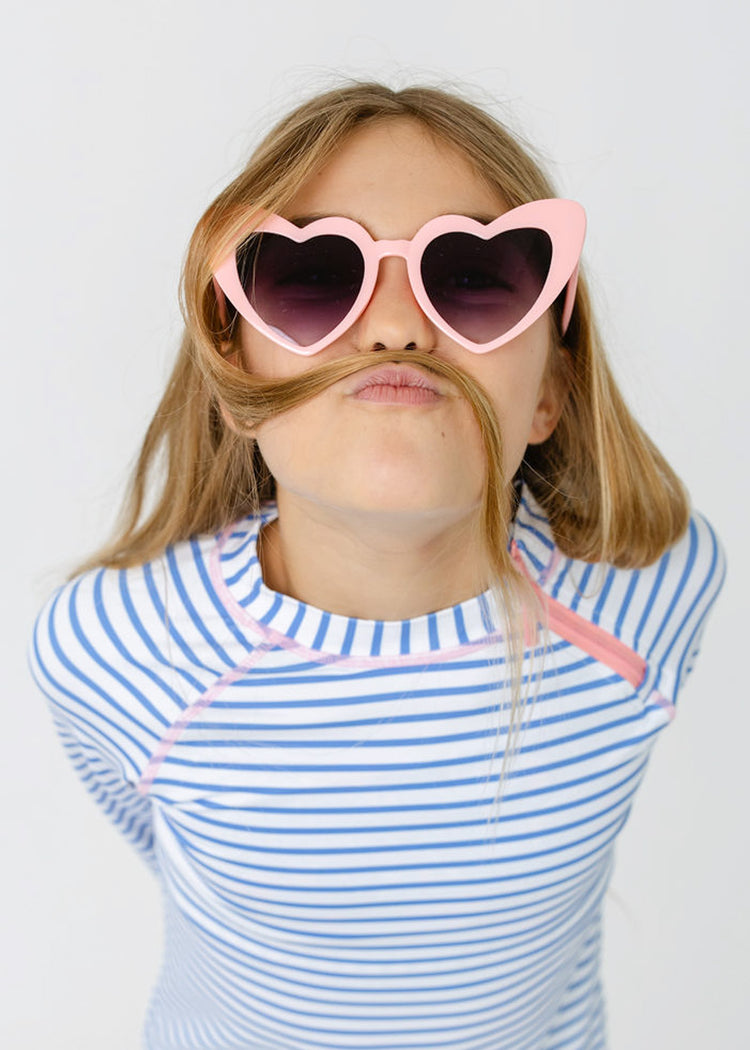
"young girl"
30,83,724,1050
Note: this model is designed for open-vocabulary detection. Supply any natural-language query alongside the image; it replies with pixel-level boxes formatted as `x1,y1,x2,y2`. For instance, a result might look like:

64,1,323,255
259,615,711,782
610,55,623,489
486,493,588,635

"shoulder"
513,489,726,703
31,529,218,667
29,514,269,720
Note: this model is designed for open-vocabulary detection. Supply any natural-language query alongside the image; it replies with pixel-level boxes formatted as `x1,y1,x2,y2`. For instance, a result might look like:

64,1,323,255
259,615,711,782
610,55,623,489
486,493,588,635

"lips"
350,364,443,406
351,365,441,396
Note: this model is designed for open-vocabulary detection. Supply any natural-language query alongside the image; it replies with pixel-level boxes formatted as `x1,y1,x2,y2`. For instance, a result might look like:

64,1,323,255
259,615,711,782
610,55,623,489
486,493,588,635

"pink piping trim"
137,644,273,795
511,543,646,690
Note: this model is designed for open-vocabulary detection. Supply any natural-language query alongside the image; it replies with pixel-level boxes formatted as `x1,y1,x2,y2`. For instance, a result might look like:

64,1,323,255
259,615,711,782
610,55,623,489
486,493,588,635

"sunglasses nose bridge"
355,241,434,352
373,239,411,255
366,239,419,294
369,239,413,272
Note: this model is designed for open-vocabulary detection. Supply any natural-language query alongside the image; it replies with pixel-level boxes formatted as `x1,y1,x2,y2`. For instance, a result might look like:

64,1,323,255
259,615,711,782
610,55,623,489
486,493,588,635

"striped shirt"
30,487,725,1049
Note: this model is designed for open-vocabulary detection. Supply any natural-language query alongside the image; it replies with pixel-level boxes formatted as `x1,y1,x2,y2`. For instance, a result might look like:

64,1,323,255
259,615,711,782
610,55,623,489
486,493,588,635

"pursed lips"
350,365,443,400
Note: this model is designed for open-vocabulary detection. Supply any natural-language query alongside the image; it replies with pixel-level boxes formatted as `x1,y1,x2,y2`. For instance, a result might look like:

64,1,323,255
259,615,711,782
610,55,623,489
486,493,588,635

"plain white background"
3,1,747,1047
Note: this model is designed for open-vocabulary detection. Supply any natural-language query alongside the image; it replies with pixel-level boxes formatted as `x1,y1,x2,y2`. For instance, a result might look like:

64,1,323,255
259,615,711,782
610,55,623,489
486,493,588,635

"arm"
29,571,166,873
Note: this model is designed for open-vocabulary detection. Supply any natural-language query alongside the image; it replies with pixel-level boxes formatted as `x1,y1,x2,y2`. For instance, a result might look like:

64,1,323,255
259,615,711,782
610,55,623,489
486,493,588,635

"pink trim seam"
511,542,646,690
137,644,273,795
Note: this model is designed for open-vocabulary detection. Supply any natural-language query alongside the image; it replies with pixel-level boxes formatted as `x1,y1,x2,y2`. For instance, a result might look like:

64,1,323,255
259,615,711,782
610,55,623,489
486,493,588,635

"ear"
219,343,240,364
214,278,238,360
527,369,567,446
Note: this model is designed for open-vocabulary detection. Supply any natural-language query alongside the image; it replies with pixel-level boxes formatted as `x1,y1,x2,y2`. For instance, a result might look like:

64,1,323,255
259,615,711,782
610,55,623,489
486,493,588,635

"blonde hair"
74,83,689,768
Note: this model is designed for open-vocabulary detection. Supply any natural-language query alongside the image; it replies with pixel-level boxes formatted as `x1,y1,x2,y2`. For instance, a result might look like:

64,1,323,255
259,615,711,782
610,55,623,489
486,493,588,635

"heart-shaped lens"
420,228,553,344
237,233,365,347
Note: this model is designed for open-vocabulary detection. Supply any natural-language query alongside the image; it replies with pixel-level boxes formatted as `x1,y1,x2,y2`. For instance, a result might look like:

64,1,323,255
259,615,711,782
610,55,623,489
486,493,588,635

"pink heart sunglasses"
212,199,586,355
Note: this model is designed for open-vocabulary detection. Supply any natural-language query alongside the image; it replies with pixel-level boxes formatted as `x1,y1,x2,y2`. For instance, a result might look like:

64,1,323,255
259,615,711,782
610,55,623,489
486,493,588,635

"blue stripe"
664,520,724,697
152,750,646,801
170,880,589,947
550,558,572,601
400,620,410,653
454,605,470,645
170,794,634,862
633,547,669,651
341,618,356,656
259,591,283,625
239,576,263,606
614,569,640,637
208,663,622,711
286,602,306,639
645,519,698,658
190,537,262,653
225,553,260,585
179,690,648,749
165,545,238,665
158,718,653,773
185,684,601,733
185,764,645,839
143,563,220,676
312,611,330,650
514,539,551,575
218,521,257,562
569,564,594,614
478,594,496,634
591,567,616,626
428,613,440,649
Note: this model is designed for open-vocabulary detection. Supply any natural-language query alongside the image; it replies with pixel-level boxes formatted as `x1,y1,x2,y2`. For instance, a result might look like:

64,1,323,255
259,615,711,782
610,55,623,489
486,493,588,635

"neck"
259,495,490,621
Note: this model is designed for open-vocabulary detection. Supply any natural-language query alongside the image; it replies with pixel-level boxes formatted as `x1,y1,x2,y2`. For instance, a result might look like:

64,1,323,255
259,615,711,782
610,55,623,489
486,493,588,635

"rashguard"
30,486,725,1050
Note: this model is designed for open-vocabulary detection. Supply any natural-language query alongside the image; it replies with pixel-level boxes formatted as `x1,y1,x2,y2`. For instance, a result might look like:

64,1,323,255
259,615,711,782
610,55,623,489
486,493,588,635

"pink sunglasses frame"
212,198,586,355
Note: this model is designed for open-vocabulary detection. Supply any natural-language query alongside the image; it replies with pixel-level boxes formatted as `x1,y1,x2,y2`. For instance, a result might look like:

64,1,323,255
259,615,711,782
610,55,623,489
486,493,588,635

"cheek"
476,338,554,472
239,321,309,380
253,406,324,488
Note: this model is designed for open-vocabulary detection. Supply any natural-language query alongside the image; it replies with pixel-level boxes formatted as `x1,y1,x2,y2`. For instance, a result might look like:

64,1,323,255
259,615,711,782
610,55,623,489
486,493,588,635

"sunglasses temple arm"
560,264,579,337
213,277,229,329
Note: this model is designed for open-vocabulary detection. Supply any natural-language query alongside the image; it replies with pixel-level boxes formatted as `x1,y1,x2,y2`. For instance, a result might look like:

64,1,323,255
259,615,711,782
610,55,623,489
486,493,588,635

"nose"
354,257,436,353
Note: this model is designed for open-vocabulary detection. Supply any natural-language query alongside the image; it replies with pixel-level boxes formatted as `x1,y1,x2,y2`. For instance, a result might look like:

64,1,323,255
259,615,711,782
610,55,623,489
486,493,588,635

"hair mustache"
218,349,503,471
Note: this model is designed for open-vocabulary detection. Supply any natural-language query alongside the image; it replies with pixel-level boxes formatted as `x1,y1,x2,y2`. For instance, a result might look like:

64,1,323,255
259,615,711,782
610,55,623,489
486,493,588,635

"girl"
30,83,724,1050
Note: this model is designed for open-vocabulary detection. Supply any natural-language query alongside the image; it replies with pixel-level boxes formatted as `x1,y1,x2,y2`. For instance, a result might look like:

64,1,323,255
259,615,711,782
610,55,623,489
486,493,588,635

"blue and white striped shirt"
30,487,725,1049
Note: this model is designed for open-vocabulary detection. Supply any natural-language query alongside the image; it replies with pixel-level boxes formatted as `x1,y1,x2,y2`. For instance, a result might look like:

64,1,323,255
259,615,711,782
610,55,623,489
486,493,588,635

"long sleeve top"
29,485,725,1050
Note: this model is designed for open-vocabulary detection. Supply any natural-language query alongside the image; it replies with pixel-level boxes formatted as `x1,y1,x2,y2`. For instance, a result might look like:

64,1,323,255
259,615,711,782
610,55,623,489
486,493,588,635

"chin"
339,483,480,522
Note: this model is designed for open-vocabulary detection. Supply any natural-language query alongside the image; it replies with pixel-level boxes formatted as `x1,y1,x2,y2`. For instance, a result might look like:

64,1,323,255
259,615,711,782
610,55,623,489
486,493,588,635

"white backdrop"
3,1,747,1047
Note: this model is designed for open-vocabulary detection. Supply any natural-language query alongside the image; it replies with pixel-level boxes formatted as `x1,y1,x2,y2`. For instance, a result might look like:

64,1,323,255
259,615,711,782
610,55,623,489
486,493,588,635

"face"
235,119,563,530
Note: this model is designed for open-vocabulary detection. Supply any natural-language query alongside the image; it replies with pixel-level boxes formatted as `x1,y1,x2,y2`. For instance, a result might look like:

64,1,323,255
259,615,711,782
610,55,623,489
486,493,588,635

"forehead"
284,118,508,238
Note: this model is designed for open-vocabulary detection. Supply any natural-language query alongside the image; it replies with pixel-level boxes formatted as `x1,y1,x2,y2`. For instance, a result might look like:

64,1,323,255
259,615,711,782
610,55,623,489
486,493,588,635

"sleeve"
29,571,162,873
635,511,726,707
